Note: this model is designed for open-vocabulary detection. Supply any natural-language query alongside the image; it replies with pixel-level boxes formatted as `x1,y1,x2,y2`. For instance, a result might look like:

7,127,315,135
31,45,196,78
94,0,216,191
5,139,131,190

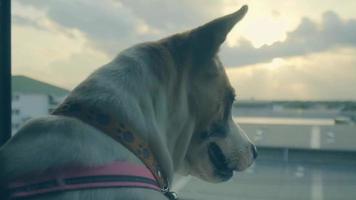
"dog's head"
161,5,257,182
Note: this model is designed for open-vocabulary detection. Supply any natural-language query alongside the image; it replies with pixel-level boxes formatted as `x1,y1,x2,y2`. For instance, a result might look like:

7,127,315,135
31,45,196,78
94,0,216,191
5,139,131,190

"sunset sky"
12,0,356,100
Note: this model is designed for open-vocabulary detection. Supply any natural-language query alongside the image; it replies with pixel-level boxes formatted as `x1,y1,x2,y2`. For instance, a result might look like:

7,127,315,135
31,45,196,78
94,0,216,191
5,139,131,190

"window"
10,1,356,200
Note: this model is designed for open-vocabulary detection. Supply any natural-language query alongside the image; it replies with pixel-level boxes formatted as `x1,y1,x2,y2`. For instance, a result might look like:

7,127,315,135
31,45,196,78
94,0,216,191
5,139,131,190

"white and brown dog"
0,5,256,200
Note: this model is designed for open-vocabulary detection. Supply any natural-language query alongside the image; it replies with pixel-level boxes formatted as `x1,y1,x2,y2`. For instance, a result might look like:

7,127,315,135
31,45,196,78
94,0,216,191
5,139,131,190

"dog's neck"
56,43,196,186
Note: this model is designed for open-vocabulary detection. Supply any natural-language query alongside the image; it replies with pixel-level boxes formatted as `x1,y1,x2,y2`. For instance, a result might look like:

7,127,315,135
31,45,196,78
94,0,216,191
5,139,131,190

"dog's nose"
251,145,258,159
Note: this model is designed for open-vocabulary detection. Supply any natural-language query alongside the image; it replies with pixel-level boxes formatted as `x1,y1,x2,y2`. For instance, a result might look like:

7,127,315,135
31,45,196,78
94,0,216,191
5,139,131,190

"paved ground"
179,159,356,200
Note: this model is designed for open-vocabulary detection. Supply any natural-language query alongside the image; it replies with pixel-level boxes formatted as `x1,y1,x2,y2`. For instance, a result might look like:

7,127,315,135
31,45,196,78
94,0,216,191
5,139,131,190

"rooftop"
12,75,69,96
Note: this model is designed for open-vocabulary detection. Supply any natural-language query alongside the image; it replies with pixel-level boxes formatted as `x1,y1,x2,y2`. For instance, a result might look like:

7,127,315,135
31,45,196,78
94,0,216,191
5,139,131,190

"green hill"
12,75,69,96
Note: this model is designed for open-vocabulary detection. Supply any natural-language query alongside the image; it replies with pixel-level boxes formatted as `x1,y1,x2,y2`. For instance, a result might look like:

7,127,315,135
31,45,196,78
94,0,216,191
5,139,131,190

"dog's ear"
189,5,248,60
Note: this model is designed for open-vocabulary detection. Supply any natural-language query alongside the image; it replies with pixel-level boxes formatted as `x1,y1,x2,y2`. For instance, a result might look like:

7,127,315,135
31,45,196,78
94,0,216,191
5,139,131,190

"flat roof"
237,121,356,152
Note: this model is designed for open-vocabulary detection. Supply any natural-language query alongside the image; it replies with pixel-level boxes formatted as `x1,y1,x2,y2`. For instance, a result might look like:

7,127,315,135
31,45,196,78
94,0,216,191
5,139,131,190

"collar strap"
52,102,171,194
6,161,160,199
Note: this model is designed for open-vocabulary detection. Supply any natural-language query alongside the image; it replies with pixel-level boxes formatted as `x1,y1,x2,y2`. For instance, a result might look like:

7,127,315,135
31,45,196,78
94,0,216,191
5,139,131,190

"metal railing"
0,0,11,146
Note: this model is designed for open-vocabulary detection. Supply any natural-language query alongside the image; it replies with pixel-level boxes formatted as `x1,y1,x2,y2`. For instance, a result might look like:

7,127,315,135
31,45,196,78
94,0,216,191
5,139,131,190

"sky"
12,0,356,100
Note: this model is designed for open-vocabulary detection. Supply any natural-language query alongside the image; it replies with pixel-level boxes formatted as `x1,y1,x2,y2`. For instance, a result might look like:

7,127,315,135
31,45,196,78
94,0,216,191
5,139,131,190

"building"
180,103,356,200
11,76,69,134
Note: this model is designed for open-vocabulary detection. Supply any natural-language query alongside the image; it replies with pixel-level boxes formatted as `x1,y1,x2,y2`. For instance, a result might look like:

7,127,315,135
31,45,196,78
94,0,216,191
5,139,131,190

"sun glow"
223,2,291,48
237,18,288,48
266,57,285,71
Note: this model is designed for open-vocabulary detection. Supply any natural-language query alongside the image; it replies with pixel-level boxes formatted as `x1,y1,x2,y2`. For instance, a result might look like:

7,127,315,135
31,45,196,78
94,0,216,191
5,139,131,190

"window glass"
12,1,356,199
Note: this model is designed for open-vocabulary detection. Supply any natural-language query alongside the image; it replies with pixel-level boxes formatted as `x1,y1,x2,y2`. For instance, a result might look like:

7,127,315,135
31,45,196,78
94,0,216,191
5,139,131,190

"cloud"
226,48,356,100
11,0,356,100
12,1,110,89
117,0,224,33
12,22,110,87
14,1,356,68
15,0,162,55
221,11,356,67
14,0,232,55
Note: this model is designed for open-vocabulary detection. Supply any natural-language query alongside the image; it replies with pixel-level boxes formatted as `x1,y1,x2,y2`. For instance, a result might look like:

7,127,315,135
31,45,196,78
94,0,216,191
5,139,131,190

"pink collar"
5,161,160,199
52,102,168,189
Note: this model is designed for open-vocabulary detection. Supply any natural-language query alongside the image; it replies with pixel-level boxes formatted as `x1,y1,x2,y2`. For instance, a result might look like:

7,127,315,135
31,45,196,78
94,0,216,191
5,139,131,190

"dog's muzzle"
208,142,233,180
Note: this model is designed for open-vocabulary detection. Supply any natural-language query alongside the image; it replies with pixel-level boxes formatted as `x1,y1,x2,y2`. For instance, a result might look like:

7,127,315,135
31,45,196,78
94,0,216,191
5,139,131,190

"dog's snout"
251,145,258,159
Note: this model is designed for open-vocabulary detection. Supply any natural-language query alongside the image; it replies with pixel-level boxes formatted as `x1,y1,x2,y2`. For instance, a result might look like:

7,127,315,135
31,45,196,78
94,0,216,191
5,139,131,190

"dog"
0,5,256,200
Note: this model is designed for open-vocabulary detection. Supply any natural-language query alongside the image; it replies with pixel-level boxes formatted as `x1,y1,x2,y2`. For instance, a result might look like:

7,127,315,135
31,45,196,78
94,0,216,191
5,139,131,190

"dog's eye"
200,130,210,139
209,123,228,137
223,90,235,121
199,123,228,139
229,92,236,104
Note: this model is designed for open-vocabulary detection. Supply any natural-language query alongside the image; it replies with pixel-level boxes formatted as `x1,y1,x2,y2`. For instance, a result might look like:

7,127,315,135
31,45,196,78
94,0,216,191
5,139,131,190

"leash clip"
161,186,178,200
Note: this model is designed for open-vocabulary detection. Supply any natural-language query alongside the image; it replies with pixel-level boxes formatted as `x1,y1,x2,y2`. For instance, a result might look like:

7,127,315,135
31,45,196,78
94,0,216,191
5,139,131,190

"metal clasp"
161,186,178,200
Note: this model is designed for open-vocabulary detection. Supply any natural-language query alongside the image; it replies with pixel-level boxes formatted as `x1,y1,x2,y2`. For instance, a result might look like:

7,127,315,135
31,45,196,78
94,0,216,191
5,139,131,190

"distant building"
11,76,69,134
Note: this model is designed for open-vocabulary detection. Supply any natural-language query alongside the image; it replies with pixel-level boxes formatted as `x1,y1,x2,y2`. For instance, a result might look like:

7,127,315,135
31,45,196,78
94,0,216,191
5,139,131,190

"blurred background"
11,0,356,199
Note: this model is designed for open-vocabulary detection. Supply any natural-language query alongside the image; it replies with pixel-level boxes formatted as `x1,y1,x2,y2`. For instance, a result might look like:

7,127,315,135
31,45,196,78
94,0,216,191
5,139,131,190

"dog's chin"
187,142,252,182
207,142,234,182
212,168,234,182
192,167,232,183
188,158,233,183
